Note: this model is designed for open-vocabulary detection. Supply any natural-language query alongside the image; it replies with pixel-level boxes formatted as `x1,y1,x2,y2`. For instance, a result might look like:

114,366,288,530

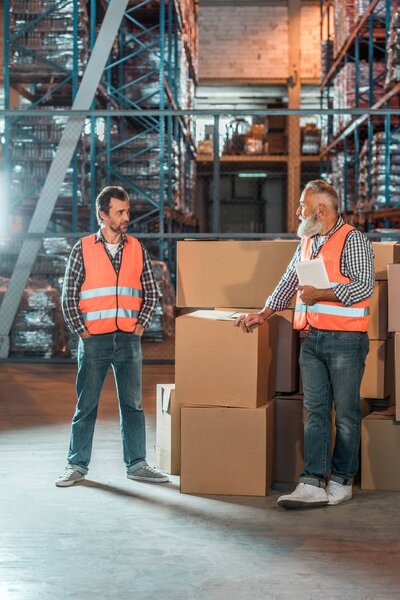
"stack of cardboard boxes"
155,239,400,495
157,240,298,496
361,251,400,492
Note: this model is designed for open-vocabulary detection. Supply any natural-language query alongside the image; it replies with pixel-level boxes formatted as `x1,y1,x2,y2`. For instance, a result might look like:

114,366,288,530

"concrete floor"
1,364,400,600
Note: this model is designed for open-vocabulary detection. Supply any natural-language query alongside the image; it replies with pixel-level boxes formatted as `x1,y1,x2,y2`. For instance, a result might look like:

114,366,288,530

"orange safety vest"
78,234,143,334
293,223,369,332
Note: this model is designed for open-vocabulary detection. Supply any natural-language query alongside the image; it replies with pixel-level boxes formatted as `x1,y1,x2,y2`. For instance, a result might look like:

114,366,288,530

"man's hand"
133,323,145,337
80,331,91,340
298,285,337,306
234,307,274,333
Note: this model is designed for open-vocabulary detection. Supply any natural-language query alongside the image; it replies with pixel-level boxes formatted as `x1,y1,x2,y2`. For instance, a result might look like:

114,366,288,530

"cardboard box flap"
186,309,243,321
161,386,174,412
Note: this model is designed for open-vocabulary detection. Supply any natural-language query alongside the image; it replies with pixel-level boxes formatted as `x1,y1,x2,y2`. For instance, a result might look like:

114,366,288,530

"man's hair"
95,186,130,225
304,179,339,212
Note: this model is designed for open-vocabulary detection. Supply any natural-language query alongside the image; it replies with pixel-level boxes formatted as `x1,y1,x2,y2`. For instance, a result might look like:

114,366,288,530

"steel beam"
0,0,130,358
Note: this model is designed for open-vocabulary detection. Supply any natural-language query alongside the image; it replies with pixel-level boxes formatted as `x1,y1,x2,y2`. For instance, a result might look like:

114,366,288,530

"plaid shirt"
266,216,375,311
62,230,160,335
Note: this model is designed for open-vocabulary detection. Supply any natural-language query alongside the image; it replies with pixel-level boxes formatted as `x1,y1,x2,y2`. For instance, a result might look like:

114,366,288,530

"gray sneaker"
127,462,169,483
55,467,85,487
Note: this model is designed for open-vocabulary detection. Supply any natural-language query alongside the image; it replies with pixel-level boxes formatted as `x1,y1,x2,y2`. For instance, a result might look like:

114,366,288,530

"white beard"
297,212,323,238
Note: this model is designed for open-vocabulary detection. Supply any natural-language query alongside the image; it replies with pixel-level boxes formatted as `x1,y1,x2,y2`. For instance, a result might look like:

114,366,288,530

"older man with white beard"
235,180,374,508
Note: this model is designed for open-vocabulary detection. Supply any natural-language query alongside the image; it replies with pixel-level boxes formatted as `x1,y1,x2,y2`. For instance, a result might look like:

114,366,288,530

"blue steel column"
90,0,97,231
368,13,374,105
354,128,359,209
167,0,173,209
384,0,391,211
355,35,360,109
72,0,79,232
159,0,166,259
2,0,11,236
343,137,349,212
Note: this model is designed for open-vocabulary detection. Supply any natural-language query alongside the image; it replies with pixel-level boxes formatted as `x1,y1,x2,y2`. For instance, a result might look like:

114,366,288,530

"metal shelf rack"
320,0,400,221
4,0,198,258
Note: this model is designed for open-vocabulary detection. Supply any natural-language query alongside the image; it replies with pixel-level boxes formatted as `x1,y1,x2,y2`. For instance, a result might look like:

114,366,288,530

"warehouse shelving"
320,0,400,221
4,0,198,255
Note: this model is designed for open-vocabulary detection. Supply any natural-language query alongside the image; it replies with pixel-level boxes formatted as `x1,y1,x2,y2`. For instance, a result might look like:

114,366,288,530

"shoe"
55,467,85,487
277,483,329,509
326,480,352,505
127,462,169,483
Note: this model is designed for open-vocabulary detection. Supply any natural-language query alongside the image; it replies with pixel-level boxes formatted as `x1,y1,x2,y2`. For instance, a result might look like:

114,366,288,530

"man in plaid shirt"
236,180,374,509
56,186,169,487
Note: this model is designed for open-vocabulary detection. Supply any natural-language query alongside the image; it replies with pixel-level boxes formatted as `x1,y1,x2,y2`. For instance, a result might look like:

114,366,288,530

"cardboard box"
274,395,304,483
265,132,287,154
215,308,298,394
395,333,400,422
266,115,287,132
155,384,180,475
361,338,394,399
372,242,400,280
274,310,299,393
361,407,400,491
368,281,388,340
175,310,276,408
180,402,274,496
388,264,400,332
176,240,299,308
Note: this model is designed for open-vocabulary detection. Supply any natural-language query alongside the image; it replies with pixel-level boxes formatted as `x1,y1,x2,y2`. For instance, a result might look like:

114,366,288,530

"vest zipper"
115,245,123,331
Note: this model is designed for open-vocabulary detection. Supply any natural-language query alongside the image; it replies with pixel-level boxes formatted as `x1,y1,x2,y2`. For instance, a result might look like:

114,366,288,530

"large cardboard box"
155,384,180,475
180,402,274,496
215,308,298,394
372,242,400,280
361,407,400,491
274,310,299,393
388,264,400,332
175,310,276,408
176,240,298,308
368,281,388,340
361,338,394,399
274,395,304,483
395,333,400,422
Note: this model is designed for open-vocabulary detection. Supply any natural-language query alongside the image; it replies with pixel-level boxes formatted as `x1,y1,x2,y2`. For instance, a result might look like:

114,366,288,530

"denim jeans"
299,328,369,488
67,331,145,474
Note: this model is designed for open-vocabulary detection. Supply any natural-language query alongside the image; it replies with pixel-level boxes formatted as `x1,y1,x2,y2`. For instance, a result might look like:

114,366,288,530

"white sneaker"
326,480,352,505
277,483,329,509
55,467,85,487
127,461,169,483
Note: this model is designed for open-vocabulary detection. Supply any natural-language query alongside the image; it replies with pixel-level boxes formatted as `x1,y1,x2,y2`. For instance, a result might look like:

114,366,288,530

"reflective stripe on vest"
295,303,369,318
82,309,140,321
80,286,142,301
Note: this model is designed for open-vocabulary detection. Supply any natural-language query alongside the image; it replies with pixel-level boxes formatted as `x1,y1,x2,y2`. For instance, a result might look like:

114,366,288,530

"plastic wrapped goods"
386,7,400,90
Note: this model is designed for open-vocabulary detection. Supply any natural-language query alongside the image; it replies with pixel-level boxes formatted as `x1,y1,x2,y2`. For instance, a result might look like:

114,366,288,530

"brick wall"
198,4,321,81
300,4,321,80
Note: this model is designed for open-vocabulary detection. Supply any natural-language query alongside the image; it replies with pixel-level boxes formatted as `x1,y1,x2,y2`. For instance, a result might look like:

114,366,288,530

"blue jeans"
299,328,369,487
67,331,146,474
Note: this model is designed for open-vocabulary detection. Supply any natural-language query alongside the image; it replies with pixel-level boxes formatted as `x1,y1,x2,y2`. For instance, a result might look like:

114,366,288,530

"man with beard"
235,180,374,508
56,186,169,486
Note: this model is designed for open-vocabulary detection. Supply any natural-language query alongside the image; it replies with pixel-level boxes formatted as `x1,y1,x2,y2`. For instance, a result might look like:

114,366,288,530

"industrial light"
237,172,268,178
